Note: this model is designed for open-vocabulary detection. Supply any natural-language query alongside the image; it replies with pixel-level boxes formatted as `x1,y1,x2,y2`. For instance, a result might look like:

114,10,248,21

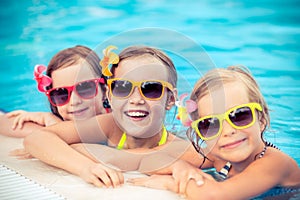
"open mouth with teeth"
125,110,149,119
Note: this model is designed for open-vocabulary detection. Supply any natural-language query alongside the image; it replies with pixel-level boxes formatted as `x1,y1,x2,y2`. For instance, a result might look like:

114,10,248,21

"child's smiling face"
51,61,106,121
197,81,265,163
109,55,172,138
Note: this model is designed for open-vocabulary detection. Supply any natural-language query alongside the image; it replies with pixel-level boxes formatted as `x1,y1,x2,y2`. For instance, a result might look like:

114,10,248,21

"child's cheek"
202,138,220,156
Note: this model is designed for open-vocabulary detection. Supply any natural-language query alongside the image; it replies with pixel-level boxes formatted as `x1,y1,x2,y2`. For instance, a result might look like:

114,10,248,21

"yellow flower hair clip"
100,45,119,77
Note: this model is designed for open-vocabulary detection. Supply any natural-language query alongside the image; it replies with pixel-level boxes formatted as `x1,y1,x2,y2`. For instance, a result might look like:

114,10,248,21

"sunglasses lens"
111,80,132,98
49,88,69,106
76,80,97,99
141,81,163,99
197,117,220,139
229,107,253,126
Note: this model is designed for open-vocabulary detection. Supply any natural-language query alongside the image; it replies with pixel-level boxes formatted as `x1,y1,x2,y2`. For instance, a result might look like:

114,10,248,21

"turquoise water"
0,0,300,169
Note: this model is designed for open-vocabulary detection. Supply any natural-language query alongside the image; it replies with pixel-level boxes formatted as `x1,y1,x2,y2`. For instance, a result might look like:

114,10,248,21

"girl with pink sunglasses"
0,45,110,138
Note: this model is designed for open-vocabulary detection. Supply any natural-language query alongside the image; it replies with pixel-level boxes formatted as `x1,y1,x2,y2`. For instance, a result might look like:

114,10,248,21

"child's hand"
128,174,177,192
9,148,34,159
6,110,61,129
80,162,124,188
171,160,208,194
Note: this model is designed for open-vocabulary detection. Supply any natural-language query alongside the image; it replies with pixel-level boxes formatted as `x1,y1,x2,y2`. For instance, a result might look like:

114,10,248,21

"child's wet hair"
111,46,177,88
46,45,106,119
190,65,270,137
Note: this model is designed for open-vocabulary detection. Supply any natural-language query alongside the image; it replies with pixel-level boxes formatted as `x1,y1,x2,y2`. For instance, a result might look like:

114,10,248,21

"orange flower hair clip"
100,45,119,77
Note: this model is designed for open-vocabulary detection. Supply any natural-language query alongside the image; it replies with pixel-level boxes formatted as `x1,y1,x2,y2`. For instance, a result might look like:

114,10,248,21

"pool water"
0,0,299,168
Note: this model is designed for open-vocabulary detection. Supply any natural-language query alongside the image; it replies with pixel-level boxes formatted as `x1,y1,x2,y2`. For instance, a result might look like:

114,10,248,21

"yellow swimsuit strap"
117,126,168,150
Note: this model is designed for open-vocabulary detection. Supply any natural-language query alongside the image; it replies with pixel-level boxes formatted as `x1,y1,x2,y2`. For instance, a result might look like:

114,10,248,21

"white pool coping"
0,134,182,200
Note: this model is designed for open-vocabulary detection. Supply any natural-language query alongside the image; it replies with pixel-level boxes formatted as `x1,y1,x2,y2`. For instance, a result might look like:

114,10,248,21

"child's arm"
184,149,300,199
137,137,209,174
23,114,123,187
71,143,145,171
0,114,45,137
71,135,205,172
129,158,212,194
129,148,300,199
7,110,62,129
71,136,208,187
3,111,61,158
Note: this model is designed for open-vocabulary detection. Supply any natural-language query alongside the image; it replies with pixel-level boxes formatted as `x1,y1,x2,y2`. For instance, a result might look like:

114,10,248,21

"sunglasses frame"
107,78,174,100
45,78,104,106
191,102,262,141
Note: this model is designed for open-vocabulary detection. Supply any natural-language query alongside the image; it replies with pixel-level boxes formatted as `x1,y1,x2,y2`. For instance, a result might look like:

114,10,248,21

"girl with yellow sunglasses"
23,46,200,188
129,65,300,199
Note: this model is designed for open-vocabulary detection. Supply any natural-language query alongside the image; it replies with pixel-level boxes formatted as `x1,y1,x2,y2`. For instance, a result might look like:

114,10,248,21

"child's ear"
165,89,177,110
259,117,267,133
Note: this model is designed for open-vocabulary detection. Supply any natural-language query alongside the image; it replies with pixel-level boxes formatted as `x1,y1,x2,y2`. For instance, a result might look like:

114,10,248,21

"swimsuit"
116,126,168,150
216,141,280,180
214,142,300,198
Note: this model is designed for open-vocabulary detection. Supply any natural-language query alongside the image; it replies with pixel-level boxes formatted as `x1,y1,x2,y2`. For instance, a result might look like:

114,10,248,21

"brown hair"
46,45,106,119
111,46,177,87
190,65,270,136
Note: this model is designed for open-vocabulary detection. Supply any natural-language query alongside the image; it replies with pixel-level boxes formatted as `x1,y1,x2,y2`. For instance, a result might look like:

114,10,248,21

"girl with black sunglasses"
129,65,300,199
0,45,110,138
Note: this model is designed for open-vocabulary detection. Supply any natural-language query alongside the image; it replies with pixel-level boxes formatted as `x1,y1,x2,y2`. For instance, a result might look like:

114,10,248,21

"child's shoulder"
265,146,296,166
96,112,123,139
265,147,300,186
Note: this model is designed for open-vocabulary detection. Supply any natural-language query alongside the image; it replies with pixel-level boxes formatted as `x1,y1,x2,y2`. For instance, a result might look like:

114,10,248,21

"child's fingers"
9,148,28,155
127,177,148,186
9,148,33,159
178,174,204,194
106,169,124,188
11,115,25,130
93,164,124,188
128,175,173,190
90,175,105,188
16,116,27,130
93,168,113,187
6,110,25,118
11,117,18,130
16,153,34,160
118,171,125,185
11,115,22,130
178,178,189,194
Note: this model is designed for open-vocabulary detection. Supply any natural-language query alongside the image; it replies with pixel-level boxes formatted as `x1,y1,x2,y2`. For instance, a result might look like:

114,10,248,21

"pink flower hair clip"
176,93,197,127
33,64,52,92
100,45,119,77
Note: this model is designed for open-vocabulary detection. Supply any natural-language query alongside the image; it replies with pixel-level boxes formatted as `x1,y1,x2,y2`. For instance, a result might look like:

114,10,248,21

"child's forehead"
114,56,168,80
197,82,249,115
51,62,95,86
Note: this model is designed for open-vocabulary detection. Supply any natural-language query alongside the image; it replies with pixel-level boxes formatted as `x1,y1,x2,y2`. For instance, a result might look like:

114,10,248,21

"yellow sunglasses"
107,78,174,100
191,102,262,141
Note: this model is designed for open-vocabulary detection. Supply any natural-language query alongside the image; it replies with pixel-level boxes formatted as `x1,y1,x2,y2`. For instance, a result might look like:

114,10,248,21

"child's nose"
69,91,83,106
221,119,236,137
129,87,145,104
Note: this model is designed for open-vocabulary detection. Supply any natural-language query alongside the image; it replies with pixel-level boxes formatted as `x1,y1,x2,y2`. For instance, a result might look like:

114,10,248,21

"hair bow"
176,93,197,127
34,65,52,92
100,45,119,77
